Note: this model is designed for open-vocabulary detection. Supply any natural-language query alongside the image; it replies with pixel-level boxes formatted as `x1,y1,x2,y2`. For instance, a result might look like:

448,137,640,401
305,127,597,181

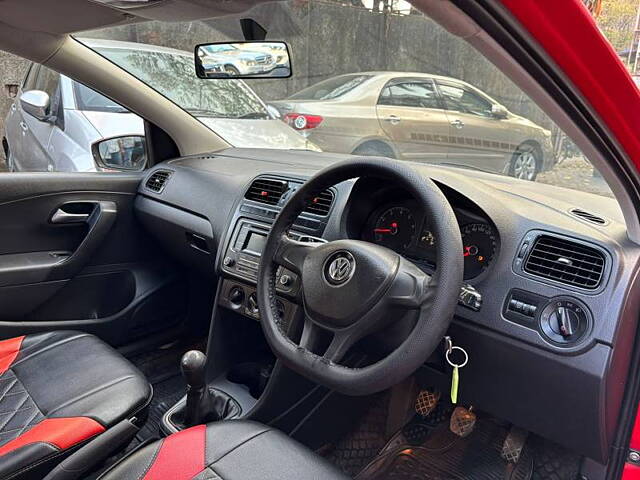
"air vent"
305,189,334,216
245,178,289,205
145,170,172,193
524,235,605,289
570,208,607,225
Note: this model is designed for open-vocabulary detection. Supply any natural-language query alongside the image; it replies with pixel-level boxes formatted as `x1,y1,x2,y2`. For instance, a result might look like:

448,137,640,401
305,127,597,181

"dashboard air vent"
145,170,172,193
305,189,334,216
245,178,289,206
524,235,605,289
570,208,607,225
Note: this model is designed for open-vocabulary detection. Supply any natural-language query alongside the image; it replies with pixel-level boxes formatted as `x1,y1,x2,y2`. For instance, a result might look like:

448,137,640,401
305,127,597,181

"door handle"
19,121,28,132
50,209,91,224
48,200,117,280
50,202,98,224
450,119,465,129
384,115,401,125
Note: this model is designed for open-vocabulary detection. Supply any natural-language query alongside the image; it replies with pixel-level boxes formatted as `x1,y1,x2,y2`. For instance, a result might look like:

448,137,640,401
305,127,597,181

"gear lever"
180,350,208,427
178,350,242,429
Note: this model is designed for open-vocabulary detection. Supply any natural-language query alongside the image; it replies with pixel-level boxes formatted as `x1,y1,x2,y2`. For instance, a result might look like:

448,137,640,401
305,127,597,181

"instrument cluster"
362,201,498,280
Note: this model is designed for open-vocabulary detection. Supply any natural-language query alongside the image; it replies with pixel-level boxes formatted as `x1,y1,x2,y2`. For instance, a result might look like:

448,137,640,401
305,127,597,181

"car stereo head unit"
222,220,269,281
221,218,325,293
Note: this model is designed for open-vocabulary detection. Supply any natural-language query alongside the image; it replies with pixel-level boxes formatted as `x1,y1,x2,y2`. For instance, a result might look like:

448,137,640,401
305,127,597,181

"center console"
218,218,306,328
161,176,338,436
218,176,332,325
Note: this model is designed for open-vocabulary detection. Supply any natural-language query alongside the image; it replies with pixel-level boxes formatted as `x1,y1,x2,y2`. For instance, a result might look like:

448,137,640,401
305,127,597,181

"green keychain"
445,337,475,437
451,364,460,404
445,337,468,404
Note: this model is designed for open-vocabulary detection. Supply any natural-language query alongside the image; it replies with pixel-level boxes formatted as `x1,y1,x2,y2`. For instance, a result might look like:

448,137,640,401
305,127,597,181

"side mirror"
20,90,51,121
92,136,146,171
194,41,292,79
491,104,508,119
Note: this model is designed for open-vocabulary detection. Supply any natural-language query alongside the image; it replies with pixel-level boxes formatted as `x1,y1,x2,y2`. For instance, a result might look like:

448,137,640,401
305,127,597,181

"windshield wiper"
185,108,227,118
235,112,270,119
438,162,495,174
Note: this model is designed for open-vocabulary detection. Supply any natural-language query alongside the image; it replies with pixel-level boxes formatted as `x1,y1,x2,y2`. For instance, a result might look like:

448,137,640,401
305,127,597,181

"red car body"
498,1,640,477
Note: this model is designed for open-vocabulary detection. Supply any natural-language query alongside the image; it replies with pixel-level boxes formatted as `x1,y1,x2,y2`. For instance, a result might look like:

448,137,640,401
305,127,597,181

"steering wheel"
257,158,463,395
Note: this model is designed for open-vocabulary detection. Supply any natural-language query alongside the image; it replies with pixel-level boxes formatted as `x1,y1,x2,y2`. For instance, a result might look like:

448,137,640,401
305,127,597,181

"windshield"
78,2,614,197
87,44,269,119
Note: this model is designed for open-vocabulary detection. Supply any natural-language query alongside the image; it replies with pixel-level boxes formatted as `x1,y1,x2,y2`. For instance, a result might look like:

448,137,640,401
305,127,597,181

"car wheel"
224,65,240,76
352,141,396,158
510,143,540,181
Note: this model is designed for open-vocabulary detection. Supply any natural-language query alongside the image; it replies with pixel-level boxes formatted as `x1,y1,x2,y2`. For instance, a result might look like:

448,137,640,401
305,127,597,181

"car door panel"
3,102,21,165
21,114,55,171
0,173,188,345
5,64,39,170
437,80,514,172
376,78,450,160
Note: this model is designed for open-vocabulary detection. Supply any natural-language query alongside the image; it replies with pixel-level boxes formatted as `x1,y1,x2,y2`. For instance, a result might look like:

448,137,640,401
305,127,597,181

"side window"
438,83,493,117
378,80,440,109
34,66,60,99
22,64,39,91
31,66,62,121
73,81,129,113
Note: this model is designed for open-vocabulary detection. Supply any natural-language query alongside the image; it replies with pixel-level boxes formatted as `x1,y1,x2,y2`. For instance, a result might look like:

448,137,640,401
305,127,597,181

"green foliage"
597,0,638,54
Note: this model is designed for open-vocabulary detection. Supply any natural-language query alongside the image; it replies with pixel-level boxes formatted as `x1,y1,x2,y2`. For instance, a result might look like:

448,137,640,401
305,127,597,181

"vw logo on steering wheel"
324,251,356,286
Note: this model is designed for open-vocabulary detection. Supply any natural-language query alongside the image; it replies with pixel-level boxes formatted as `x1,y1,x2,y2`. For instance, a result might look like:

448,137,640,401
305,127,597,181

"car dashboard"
133,147,640,464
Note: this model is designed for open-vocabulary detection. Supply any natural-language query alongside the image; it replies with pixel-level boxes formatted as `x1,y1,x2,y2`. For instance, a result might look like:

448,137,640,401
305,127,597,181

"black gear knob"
180,350,207,390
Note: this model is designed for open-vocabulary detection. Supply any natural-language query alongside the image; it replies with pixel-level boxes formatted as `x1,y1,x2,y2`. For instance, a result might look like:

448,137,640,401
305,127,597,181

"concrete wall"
0,51,28,160
0,0,553,160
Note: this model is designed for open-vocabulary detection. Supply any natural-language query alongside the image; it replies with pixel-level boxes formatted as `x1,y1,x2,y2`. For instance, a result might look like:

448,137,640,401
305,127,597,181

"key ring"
445,346,468,368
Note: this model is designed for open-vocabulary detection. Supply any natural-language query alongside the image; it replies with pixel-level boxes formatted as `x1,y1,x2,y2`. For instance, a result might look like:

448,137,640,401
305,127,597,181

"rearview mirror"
491,104,508,119
92,136,146,171
20,90,51,121
195,41,291,79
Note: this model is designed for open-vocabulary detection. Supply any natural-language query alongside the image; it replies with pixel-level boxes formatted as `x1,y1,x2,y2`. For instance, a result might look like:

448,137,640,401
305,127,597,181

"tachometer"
373,206,417,253
461,223,497,279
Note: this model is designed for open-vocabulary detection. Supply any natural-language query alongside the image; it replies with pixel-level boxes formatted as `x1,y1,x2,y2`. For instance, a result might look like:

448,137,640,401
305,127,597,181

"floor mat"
135,374,185,444
328,389,581,480
128,338,206,444
356,418,534,480
325,394,391,477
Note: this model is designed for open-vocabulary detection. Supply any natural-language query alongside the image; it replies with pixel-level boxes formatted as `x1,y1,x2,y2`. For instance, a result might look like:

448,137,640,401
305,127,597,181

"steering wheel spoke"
298,317,356,364
386,264,432,309
299,317,323,350
324,330,357,363
273,234,317,274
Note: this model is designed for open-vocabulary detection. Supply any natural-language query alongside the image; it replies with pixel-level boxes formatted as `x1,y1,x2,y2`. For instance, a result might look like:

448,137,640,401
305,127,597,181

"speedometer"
461,223,497,279
373,207,417,253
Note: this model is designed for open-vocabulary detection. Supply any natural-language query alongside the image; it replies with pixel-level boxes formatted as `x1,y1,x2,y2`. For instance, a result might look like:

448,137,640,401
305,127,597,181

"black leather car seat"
98,420,350,480
0,331,151,479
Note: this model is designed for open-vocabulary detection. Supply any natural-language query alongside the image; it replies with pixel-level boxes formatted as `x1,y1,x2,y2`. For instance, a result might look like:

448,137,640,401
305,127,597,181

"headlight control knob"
539,297,590,346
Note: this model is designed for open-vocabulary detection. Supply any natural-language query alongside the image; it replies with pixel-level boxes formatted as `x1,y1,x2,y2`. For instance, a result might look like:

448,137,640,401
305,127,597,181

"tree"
596,0,638,53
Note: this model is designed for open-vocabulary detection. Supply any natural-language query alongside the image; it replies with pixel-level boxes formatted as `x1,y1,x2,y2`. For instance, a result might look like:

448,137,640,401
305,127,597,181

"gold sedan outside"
271,72,556,181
